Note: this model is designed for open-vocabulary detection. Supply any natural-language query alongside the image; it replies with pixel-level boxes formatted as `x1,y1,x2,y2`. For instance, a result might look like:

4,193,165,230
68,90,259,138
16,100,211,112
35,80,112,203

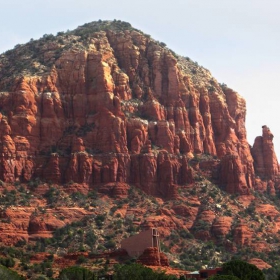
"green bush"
85,231,97,247
95,214,106,227
77,255,87,264
104,240,116,249
222,259,265,280
113,263,177,280
59,266,94,280
0,264,24,280
209,276,240,280
46,268,53,277
0,257,15,268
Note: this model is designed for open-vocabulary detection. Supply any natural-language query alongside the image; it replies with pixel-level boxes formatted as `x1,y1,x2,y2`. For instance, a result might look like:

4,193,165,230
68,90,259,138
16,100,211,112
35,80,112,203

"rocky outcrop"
137,247,169,266
211,216,233,239
141,214,182,237
2,21,280,279
248,258,272,270
98,182,130,198
252,125,280,180
219,155,249,194
217,87,255,194
0,206,90,245
0,20,278,199
233,223,253,246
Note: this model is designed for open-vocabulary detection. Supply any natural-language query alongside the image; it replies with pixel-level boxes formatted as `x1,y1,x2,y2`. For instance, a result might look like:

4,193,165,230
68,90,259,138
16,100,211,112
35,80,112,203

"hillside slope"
0,20,280,278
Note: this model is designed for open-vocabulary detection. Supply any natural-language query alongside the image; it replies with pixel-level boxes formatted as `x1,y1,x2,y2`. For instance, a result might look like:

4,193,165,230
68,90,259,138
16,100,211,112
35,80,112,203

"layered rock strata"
137,247,169,266
252,125,280,180
0,20,278,197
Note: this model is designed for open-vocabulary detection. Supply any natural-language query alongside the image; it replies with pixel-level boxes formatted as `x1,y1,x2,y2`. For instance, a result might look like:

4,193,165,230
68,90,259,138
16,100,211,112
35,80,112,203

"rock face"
248,258,272,270
3,21,280,278
0,206,90,245
0,20,278,199
252,125,280,180
233,223,253,246
137,247,169,266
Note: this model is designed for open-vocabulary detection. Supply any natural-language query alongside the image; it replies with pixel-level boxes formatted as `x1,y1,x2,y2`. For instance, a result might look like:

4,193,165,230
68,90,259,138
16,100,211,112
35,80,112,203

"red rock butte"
1,20,280,279
0,20,279,198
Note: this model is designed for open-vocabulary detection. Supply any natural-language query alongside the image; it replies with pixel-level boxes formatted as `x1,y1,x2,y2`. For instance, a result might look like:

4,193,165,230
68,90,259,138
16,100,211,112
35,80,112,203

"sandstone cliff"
0,20,277,198
252,125,280,180
0,20,280,278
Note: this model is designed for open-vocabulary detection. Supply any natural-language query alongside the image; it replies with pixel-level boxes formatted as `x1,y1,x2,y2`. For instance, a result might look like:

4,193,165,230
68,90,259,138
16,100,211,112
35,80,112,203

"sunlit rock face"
252,125,280,180
0,20,278,198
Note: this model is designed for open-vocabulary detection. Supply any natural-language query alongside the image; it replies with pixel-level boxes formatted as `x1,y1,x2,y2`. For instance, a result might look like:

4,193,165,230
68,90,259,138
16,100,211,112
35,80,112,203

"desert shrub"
114,263,177,280
46,268,53,277
95,214,106,227
59,266,94,280
104,240,116,249
88,190,97,199
28,178,41,189
76,255,87,264
209,276,240,280
222,259,265,280
178,229,194,239
0,264,24,280
0,257,15,268
85,231,97,247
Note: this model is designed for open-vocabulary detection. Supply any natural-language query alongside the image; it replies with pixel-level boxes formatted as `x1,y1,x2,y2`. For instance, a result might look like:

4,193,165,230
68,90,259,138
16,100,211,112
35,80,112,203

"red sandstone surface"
137,247,188,277
137,247,169,266
0,206,91,245
0,20,280,277
248,258,272,270
0,21,278,199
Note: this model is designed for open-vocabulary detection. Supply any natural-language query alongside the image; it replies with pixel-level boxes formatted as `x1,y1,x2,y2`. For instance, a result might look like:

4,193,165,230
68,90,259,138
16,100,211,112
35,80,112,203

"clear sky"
2,0,280,157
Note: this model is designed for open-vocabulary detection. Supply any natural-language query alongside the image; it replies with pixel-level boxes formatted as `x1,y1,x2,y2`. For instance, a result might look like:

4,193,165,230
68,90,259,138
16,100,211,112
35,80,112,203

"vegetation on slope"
0,20,279,279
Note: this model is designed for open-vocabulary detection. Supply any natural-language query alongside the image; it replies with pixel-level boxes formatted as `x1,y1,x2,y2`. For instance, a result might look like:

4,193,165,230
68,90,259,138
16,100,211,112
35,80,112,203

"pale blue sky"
2,0,280,156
